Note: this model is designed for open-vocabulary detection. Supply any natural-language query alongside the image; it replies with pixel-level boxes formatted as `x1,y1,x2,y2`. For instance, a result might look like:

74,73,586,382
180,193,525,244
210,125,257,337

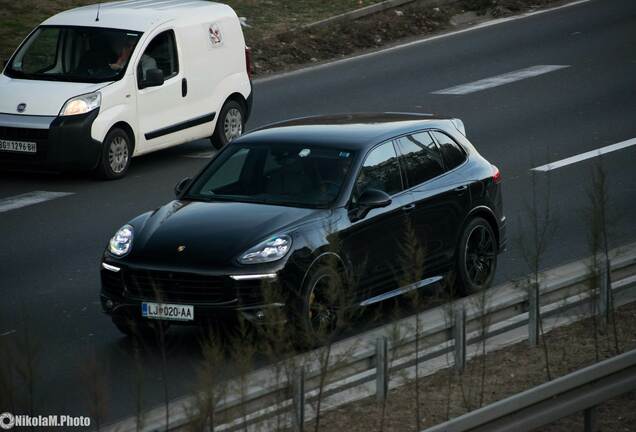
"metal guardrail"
105,244,636,432
422,348,636,432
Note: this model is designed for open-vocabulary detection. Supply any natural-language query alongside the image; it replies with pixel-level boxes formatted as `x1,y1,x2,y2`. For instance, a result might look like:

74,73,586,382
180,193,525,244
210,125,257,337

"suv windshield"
5,26,141,83
186,143,356,208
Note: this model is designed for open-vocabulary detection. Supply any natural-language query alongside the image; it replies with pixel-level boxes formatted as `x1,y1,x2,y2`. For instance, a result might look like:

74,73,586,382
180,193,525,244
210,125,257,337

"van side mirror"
349,188,392,221
141,68,164,89
175,177,191,197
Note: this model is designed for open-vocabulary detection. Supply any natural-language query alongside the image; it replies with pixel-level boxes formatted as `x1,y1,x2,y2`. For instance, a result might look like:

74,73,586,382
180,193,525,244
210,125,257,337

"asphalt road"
1,0,635,425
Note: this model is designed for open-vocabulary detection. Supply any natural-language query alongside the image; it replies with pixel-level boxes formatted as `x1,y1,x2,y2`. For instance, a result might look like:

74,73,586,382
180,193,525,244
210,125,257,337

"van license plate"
141,302,194,321
0,139,37,153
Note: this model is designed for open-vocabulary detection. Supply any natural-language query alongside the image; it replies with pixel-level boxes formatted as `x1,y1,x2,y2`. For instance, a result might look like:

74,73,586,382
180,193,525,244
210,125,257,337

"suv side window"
137,30,179,85
354,142,403,199
395,132,444,187
432,131,467,171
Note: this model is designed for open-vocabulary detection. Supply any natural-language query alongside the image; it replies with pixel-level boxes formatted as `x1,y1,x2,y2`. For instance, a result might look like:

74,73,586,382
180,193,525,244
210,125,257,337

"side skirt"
359,275,444,307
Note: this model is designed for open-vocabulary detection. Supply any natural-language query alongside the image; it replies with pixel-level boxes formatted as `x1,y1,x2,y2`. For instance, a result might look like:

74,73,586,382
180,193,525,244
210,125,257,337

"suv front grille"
123,269,264,305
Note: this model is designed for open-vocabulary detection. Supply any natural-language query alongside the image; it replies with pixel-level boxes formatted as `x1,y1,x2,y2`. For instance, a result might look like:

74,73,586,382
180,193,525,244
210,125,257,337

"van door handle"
182,78,188,97
402,203,416,212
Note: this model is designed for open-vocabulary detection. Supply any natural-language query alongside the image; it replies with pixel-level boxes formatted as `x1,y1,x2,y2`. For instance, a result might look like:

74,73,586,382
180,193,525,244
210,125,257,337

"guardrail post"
528,282,540,346
598,258,611,329
454,305,466,372
376,336,389,403
292,367,305,432
583,406,598,432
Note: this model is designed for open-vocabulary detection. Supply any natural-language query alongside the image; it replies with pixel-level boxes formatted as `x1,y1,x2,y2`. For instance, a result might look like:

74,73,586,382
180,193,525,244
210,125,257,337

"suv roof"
44,0,234,32
241,113,457,150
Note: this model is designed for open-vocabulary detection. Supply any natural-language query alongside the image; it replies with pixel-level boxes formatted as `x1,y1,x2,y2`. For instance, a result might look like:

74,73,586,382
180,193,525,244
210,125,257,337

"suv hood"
127,200,329,269
0,74,108,116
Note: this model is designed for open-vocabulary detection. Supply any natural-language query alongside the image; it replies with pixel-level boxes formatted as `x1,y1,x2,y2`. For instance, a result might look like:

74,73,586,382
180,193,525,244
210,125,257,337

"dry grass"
314,301,636,432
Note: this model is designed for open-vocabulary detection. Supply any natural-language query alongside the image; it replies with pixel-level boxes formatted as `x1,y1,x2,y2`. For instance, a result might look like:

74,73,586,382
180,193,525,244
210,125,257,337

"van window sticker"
208,23,223,47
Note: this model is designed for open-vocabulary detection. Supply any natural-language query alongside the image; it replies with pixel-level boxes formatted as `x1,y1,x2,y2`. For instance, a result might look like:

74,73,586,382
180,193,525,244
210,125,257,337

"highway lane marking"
431,65,570,95
532,137,636,172
255,0,591,84
0,191,75,213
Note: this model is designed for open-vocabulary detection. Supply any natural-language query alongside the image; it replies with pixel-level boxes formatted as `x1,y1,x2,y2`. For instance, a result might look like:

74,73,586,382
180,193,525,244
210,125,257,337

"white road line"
431,65,570,95
254,0,591,84
0,191,75,213
532,137,636,172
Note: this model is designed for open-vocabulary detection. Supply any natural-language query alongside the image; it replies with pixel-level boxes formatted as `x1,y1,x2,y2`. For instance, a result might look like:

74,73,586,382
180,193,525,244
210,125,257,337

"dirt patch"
250,0,573,76
310,302,636,432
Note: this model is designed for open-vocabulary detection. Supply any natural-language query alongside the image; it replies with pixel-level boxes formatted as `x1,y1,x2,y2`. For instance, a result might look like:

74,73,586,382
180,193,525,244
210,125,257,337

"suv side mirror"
141,68,164,89
358,188,392,208
350,188,392,221
174,177,191,197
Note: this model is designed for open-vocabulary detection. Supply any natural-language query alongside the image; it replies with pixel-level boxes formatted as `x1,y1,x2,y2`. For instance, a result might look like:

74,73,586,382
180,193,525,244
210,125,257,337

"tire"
293,265,345,349
96,127,132,180
211,100,245,150
455,217,498,295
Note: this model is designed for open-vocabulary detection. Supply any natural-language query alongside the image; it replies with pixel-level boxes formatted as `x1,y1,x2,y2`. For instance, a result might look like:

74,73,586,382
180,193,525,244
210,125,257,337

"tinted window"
187,144,355,208
432,131,467,170
138,30,178,84
355,142,403,198
204,148,249,190
396,132,444,186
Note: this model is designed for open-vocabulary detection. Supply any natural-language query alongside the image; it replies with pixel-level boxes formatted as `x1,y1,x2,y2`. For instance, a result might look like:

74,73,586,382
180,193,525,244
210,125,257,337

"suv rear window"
395,132,444,187
432,131,467,171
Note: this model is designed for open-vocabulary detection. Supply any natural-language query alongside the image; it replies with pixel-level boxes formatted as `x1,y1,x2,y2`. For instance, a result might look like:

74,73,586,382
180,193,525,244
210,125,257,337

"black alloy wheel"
456,217,497,295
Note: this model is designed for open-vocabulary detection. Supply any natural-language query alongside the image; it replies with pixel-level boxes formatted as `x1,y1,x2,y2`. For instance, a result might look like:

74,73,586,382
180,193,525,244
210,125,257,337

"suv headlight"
109,224,134,257
238,235,291,264
60,91,101,116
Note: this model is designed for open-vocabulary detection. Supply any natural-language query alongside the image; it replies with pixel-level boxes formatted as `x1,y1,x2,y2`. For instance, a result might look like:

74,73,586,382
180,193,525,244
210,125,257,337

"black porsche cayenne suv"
100,113,506,337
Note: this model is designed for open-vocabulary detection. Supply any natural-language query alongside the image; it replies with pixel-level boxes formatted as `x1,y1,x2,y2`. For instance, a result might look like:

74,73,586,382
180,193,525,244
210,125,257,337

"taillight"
245,47,254,80
492,165,502,184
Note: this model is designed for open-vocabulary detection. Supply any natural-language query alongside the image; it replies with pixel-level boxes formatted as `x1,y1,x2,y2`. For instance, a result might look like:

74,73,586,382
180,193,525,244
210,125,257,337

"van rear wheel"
211,100,245,150
96,127,132,180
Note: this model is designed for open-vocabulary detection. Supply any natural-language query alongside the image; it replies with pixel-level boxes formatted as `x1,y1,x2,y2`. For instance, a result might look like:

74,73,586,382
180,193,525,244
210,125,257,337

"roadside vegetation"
1,0,573,76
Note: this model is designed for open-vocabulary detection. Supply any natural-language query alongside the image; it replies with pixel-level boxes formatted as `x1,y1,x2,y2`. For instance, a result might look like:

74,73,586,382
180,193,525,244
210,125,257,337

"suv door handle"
402,203,416,212
454,185,468,193
182,78,188,97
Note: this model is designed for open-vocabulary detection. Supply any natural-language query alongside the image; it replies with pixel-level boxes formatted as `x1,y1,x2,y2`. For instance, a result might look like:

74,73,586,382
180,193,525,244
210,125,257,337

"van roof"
43,0,236,33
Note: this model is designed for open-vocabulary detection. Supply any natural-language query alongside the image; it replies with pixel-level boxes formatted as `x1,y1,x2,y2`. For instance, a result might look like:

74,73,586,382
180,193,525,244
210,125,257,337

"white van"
0,0,253,179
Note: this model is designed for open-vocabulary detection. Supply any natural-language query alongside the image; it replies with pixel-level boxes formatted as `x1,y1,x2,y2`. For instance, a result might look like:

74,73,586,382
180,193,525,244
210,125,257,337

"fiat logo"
17,103,26,113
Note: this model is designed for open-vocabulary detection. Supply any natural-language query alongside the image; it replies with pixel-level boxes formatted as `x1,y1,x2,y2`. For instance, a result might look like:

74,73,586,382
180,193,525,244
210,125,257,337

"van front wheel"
211,100,245,150
96,127,132,180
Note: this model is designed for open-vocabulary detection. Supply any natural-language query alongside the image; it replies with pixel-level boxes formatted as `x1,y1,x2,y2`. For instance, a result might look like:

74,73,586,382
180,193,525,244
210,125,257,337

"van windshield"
5,26,142,83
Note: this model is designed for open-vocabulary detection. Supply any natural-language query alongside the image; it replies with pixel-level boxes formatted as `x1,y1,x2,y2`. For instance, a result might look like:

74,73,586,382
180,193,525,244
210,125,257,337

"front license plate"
0,139,37,153
141,302,194,321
